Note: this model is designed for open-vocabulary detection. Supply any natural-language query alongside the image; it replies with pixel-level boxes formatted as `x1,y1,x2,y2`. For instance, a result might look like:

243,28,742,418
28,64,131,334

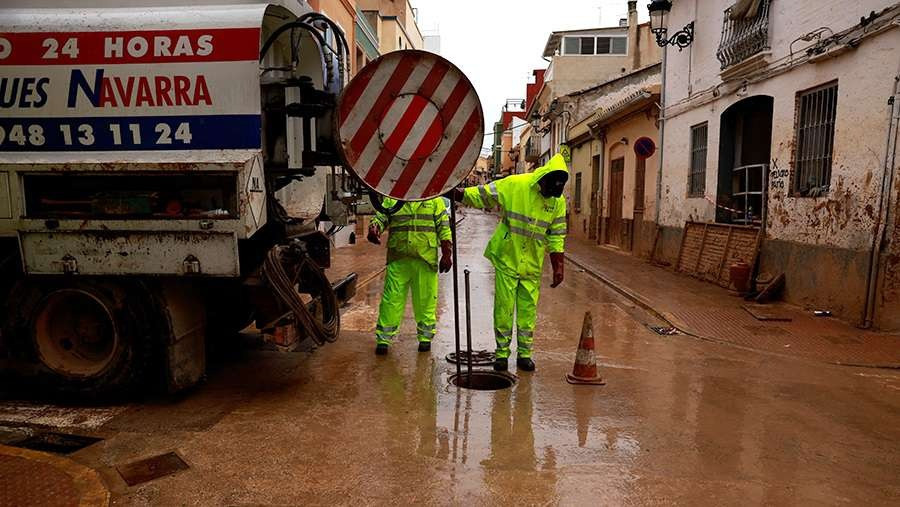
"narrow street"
2,210,899,505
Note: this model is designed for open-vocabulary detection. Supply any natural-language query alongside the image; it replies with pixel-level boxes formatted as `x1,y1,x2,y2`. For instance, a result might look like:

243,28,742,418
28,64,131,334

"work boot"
517,357,535,372
375,343,389,356
493,357,508,372
418,341,431,352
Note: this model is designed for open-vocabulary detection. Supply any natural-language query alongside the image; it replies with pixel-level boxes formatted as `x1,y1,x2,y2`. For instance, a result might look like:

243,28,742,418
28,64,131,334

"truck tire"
4,279,157,398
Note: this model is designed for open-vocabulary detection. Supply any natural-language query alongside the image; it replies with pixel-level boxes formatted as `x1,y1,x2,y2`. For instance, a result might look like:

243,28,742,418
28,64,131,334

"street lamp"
647,0,694,50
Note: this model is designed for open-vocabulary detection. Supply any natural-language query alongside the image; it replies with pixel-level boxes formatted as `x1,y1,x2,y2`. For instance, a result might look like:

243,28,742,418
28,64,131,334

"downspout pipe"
654,46,667,227
862,64,900,328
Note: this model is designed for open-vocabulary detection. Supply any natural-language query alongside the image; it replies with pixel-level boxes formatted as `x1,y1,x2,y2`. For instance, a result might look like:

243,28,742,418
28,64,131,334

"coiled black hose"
263,246,339,345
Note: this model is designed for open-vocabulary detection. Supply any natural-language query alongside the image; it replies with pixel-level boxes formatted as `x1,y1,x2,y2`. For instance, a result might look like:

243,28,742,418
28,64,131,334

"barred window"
793,82,838,197
688,123,708,198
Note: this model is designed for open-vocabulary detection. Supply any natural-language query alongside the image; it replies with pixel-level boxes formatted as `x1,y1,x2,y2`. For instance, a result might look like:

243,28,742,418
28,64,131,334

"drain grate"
117,451,189,486
450,371,516,391
648,325,680,336
445,349,495,366
10,432,102,455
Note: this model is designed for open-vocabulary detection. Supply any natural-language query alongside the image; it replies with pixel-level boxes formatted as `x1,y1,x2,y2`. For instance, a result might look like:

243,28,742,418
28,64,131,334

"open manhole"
445,349,495,366
449,371,516,391
117,451,189,486
10,432,102,455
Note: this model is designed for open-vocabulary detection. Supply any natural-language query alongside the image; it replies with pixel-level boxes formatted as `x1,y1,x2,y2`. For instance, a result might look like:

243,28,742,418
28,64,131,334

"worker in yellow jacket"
368,197,452,355
448,152,569,371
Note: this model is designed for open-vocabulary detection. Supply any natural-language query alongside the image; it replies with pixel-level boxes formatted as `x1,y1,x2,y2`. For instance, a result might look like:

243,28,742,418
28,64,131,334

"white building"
656,0,900,329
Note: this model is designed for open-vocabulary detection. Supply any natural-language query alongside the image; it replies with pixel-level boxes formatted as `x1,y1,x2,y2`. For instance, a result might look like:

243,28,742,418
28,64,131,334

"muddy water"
3,210,899,505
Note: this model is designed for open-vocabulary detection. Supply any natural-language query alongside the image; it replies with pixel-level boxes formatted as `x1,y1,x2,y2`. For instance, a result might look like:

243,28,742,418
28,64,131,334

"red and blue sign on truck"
1,17,262,152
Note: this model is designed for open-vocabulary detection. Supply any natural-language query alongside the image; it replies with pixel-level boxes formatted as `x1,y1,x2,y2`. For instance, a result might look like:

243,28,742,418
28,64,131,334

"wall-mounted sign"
634,136,656,159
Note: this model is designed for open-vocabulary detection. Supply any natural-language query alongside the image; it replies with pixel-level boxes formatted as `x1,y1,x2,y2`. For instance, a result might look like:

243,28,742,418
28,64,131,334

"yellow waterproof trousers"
493,270,540,359
375,258,438,345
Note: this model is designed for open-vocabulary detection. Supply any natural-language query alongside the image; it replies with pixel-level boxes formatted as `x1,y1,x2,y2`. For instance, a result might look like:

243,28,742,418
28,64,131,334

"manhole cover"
648,325,679,335
117,451,189,486
11,432,102,455
445,349,495,366
449,371,516,391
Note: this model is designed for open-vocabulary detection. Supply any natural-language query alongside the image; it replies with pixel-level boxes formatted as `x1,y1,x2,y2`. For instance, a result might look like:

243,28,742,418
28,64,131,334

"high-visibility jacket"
462,154,568,280
371,197,452,269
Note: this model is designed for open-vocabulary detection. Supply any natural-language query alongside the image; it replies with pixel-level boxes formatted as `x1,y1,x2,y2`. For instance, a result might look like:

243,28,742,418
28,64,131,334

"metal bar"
464,269,473,380
450,199,461,380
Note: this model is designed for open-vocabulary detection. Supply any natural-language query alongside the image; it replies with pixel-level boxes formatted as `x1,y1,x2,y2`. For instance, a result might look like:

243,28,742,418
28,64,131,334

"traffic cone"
566,312,606,385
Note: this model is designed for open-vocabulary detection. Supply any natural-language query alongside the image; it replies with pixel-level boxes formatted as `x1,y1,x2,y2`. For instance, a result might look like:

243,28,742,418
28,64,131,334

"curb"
564,253,688,331
565,252,900,370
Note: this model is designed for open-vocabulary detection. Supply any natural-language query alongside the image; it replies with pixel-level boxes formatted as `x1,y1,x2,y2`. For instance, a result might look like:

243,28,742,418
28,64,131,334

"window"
562,35,627,55
689,123,708,198
793,81,838,196
574,172,583,213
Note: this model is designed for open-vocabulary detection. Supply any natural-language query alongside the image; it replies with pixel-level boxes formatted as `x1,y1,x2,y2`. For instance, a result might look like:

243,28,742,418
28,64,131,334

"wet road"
3,210,900,505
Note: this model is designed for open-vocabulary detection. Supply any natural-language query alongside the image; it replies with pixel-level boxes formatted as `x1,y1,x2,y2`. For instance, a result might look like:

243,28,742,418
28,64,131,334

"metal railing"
731,163,768,225
716,0,771,70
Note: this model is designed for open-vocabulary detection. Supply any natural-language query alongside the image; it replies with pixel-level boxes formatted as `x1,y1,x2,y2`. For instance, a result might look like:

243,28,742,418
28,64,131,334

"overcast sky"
412,0,651,150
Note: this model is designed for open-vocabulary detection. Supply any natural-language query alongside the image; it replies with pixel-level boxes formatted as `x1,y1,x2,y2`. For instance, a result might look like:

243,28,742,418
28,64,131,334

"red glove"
367,224,381,245
439,240,453,273
550,252,564,288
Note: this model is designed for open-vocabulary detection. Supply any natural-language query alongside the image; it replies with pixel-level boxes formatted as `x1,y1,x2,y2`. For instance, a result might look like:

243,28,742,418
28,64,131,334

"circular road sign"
336,50,484,201
634,136,656,159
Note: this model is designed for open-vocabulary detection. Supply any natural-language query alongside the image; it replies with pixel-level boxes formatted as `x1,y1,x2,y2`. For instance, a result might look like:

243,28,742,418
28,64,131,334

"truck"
0,1,371,396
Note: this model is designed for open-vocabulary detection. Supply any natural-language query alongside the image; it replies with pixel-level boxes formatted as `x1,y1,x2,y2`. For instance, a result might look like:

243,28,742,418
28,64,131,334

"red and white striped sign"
336,50,484,201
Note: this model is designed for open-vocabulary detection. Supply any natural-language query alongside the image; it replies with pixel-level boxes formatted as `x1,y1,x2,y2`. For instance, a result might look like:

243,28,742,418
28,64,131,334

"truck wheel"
8,280,156,398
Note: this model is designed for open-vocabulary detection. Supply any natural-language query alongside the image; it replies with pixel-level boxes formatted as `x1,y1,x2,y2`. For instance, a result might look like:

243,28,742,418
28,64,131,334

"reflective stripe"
517,342,533,350
375,333,394,341
478,185,495,206
548,228,567,236
417,322,436,330
517,329,534,337
488,182,499,198
390,225,437,233
435,210,448,221
391,213,435,222
507,225,546,242
505,210,550,228
418,330,436,338
376,324,398,333
551,216,567,225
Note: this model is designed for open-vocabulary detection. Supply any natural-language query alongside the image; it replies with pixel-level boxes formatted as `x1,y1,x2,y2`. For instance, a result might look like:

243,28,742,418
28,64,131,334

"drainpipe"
654,47,667,227
862,64,900,328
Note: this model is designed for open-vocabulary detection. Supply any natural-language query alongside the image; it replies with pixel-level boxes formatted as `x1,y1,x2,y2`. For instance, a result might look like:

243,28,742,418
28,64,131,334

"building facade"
358,0,424,53
656,0,900,329
564,65,661,254
528,1,662,164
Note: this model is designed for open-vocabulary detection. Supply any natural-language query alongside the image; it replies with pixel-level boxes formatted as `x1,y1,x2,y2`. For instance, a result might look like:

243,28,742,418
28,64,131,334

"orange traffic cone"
566,312,606,385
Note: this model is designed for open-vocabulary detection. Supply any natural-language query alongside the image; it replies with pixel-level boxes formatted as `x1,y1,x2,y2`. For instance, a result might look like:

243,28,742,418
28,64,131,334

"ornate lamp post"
648,0,694,50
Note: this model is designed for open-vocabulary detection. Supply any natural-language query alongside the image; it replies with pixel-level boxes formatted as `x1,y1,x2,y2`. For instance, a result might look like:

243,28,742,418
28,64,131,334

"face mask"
540,174,567,198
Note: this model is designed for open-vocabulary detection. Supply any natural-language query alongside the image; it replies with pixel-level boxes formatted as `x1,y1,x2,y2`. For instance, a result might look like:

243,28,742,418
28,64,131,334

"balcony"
524,138,541,163
716,0,771,71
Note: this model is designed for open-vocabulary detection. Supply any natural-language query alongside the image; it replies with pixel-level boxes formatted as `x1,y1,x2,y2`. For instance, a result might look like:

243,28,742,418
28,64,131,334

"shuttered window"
793,81,838,197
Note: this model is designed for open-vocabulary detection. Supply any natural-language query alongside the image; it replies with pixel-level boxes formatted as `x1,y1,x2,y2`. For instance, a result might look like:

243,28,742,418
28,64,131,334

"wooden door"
607,157,625,247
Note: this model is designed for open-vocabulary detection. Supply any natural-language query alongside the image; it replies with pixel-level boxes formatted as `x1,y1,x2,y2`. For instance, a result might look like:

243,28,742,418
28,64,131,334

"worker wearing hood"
449,151,569,372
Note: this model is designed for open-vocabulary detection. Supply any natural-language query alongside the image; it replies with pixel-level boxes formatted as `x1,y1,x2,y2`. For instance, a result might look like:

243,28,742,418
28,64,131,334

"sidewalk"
565,237,900,368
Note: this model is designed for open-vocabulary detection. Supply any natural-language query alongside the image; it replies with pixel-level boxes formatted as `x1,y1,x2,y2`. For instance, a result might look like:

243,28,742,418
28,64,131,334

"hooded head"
532,152,570,198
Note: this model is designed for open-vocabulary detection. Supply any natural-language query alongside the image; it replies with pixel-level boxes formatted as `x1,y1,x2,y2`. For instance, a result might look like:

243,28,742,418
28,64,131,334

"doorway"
606,157,625,248
716,96,774,225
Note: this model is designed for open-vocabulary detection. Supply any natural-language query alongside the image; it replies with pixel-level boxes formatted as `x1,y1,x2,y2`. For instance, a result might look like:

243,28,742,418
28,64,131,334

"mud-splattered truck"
0,2,365,396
